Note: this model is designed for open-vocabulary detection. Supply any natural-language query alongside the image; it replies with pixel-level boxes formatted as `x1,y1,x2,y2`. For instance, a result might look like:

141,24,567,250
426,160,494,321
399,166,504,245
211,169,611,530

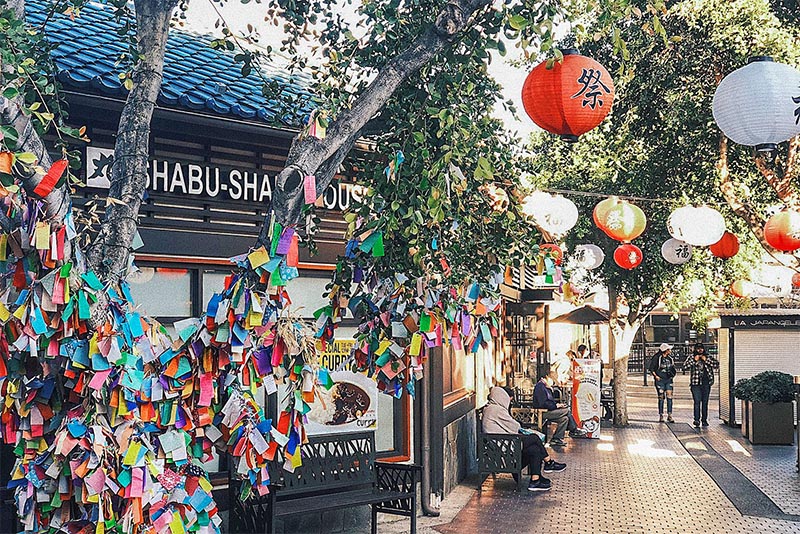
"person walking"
684,343,716,428
647,343,676,423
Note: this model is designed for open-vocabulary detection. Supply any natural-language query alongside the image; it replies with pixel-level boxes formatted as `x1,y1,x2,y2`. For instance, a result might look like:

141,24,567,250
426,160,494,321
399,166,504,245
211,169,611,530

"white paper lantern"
660,239,693,265
573,244,605,270
667,205,726,247
522,192,579,238
712,57,800,152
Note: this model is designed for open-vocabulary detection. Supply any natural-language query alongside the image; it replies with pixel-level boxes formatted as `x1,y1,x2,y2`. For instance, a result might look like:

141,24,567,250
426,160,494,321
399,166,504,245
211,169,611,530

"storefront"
718,310,800,426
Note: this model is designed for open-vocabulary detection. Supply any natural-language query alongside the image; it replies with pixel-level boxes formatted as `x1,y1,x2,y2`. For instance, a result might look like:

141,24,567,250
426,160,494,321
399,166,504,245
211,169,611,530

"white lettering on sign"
86,147,365,210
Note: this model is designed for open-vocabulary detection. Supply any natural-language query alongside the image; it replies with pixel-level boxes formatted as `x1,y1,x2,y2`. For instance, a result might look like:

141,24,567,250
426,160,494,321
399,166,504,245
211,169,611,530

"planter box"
746,401,795,445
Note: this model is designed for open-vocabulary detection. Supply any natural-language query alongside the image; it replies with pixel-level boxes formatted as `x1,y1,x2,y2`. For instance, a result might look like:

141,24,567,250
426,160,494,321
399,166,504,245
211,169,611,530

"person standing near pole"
648,343,676,423
684,343,716,428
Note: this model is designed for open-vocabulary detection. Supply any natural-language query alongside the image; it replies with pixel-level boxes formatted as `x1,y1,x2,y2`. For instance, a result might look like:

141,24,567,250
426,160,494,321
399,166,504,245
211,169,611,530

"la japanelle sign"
85,147,366,210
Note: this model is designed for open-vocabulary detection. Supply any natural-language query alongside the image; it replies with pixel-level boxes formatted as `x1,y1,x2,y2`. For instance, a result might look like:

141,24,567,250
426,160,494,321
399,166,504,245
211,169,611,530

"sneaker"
543,460,567,473
659,415,664,423
539,475,551,484
549,438,567,447
667,415,674,423
569,429,588,438
528,478,552,492
701,421,709,427
693,420,700,428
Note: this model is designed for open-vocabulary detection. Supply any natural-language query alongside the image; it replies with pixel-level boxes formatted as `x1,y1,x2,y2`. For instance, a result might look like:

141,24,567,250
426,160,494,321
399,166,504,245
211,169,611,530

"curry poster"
571,358,602,438
306,340,378,435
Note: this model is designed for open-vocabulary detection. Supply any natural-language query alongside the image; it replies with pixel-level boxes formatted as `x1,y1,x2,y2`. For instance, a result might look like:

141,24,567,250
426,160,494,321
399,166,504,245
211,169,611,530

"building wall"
442,410,477,496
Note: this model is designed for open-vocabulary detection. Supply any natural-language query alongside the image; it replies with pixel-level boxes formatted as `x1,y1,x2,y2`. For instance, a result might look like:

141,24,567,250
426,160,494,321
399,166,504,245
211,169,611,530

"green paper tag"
270,266,285,287
78,291,91,320
372,232,384,257
270,221,283,257
81,271,104,291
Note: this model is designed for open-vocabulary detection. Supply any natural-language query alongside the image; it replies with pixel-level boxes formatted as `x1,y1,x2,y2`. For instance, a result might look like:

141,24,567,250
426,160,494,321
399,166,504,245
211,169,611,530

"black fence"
628,343,719,375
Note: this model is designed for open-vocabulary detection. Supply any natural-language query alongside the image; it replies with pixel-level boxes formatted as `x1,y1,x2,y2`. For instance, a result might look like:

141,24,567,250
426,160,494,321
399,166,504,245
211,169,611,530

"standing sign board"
571,359,602,438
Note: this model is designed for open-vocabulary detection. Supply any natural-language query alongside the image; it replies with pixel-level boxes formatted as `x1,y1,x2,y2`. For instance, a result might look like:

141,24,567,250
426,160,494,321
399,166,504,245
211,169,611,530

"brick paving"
387,375,800,534
425,423,800,534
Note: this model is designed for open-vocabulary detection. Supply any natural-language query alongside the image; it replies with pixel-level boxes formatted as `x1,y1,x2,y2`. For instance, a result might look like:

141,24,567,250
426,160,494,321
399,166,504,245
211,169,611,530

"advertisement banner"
571,358,602,438
306,370,378,435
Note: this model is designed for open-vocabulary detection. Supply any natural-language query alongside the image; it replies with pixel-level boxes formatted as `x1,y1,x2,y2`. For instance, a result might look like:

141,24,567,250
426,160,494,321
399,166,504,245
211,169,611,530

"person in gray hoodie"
483,386,566,491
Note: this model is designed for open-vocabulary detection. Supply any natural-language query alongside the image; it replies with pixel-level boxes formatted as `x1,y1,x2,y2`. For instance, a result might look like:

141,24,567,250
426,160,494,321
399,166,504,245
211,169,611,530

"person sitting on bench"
483,386,566,492
533,371,587,446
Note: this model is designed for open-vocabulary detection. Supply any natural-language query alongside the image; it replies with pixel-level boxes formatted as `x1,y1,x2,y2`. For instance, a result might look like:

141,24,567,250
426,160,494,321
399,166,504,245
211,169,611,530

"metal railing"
628,342,718,385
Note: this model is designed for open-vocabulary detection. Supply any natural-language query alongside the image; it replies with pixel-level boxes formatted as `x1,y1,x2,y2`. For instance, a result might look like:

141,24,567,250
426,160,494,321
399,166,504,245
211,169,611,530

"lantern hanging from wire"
573,244,605,270
613,243,643,270
660,238,692,265
667,205,726,247
522,191,579,238
792,272,800,289
712,57,800,152
764,210,800,252
709,231,740,259
521,49,615,142
594,197,646,242
729,280,753,298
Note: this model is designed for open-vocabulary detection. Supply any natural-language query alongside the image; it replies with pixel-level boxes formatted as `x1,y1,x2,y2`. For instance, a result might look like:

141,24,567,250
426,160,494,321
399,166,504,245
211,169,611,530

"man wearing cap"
647,343,677,423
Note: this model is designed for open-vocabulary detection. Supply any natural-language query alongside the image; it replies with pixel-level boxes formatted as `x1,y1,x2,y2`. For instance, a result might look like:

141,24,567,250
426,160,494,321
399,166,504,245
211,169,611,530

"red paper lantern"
709,231,740,259
792,272,800,288
764,210,800,252
613,244,643,270
521,49,615,142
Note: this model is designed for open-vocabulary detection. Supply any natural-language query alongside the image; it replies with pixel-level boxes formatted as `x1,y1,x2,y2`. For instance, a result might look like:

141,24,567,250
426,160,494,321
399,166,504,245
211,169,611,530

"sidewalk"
385,375,799,534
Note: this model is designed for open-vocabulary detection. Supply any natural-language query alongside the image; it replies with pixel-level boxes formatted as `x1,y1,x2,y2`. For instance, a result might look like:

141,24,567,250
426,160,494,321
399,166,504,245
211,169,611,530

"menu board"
571,359,602,438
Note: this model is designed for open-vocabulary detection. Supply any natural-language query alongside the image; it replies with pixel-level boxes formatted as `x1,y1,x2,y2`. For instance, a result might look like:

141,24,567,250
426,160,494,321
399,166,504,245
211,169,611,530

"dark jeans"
521,434,547,477
691,383,712,423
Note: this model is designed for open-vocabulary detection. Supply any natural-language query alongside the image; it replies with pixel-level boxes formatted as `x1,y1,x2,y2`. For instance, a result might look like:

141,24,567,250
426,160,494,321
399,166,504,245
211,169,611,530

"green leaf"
508,15,528,30
16,152,36,164
2,87,19,99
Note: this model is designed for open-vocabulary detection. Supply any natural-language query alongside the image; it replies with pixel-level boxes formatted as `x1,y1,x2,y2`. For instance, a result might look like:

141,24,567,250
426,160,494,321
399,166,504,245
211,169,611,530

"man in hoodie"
483,386,566,492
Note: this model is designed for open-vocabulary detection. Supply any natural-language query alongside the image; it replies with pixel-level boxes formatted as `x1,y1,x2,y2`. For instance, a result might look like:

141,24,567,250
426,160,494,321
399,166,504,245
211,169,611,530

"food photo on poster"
306,371,378,434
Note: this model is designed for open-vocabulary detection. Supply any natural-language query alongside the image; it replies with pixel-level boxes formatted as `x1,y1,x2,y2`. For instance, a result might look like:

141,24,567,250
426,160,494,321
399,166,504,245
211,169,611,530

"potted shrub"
734,371,795,445
732,378,754,438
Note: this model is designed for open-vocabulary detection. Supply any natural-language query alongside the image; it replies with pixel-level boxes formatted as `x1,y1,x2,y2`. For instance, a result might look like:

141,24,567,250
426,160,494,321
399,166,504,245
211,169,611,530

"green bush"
734,371,794,404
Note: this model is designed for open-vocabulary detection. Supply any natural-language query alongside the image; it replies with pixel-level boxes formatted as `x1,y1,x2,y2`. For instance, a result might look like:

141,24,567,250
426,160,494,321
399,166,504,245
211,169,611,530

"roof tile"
26,0,313,127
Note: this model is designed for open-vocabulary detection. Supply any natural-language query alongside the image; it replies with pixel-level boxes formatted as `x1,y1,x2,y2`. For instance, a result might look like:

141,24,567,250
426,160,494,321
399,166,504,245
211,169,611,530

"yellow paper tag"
35,222,50,251
409,333,422,356
0,302,10,322
198,476,213,493
122,441,141,466
169,513,186,534
0,234,7,261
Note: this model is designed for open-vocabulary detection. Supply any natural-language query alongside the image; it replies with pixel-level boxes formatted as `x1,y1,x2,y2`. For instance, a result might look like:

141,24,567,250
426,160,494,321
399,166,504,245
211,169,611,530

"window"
443,343,476,406
127,267,193,320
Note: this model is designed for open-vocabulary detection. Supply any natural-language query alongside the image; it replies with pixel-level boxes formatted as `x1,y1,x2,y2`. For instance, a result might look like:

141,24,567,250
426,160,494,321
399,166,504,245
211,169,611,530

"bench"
476,408,526,491
229,431,420,534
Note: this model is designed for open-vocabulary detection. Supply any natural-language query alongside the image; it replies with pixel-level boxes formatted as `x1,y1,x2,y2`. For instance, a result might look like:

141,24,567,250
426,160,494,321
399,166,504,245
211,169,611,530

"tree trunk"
610,322,639,427
266,0,492,235
0,0,71,224
85,0,176,281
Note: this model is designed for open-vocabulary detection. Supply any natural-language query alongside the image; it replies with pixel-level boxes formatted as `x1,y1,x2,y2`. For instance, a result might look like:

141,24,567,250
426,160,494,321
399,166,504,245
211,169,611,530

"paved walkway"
387,375,800,534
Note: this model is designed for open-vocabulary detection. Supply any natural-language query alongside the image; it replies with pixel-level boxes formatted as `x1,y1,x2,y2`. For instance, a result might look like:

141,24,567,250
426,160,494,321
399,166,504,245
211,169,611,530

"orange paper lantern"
613,243,643,270
764,210,800,252
730,280,753,298
539,243,563,265
709,231,740,258
521,50,615,142
594,197,646,242
792,272,800,288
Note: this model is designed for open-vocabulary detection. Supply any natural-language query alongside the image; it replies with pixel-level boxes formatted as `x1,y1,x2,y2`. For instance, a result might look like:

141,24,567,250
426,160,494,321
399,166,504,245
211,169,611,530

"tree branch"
271,0,492,228
85,0,176,284
0,0,71,224
754,152,800,208
717,134,773,249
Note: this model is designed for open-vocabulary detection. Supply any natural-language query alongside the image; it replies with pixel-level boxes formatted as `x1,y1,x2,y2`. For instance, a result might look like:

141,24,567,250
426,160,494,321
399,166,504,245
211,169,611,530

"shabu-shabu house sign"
86,146,366,210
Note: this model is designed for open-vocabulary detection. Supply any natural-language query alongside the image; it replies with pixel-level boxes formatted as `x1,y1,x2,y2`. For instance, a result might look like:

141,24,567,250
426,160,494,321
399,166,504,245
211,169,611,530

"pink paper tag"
198,372,214,407
304,175,317,204
88,369,112,390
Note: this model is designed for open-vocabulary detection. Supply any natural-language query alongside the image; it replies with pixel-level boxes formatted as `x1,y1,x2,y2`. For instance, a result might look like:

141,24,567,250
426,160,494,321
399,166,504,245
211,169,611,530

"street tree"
526,0,798,425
